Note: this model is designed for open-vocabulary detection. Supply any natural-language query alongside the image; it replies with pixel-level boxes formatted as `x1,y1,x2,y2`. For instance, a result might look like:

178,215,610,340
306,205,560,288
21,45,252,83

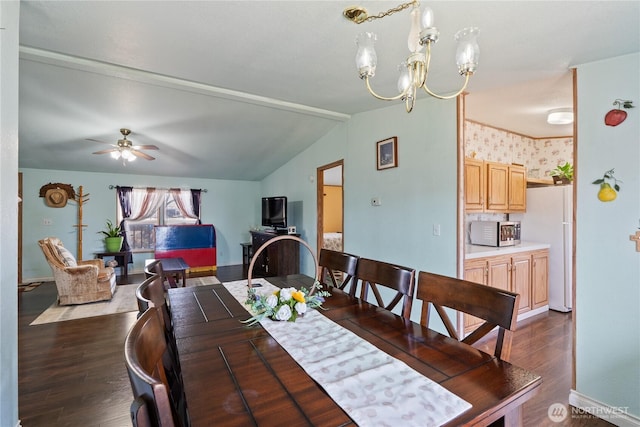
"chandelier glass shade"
349,1,480,113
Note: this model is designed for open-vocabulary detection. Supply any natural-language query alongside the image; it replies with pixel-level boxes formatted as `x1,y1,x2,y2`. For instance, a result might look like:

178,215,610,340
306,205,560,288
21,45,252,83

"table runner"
222,279,472,427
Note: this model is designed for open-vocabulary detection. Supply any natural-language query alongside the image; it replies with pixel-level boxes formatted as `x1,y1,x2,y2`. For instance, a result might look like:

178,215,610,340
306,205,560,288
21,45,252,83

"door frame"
18,172,22,285
457,69,578,387
316,160,344,256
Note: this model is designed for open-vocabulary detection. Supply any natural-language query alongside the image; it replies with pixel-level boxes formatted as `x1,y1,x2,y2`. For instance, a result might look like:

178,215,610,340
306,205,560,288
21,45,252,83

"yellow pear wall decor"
592,169,622,202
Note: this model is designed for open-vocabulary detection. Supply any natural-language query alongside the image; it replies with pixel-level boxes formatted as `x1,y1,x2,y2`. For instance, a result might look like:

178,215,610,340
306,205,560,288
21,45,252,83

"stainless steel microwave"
470,221,521,247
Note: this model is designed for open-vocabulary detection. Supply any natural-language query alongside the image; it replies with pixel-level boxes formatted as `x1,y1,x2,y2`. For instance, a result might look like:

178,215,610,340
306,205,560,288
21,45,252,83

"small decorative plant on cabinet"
99,219,123,252
550,162,573,185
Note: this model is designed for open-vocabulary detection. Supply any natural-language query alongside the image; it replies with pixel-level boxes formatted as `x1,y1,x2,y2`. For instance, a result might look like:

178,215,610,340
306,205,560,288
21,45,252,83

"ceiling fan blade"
131,150,155,160
92,148,117,155
86,138,114,145
131,144,159,151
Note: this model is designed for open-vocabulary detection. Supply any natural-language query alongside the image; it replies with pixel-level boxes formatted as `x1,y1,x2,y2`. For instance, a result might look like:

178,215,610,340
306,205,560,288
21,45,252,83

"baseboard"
517,305,548,322
20,276,52,284
569,389,640,427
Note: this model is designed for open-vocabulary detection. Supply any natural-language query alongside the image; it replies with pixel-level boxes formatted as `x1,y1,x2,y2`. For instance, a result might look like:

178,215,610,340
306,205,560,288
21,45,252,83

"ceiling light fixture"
344,1,480,113
109,146,136,162
547,108,574,125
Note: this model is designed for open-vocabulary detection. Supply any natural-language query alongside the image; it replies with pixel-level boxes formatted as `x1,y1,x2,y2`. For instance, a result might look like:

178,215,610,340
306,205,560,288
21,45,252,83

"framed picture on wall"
376,136,398,170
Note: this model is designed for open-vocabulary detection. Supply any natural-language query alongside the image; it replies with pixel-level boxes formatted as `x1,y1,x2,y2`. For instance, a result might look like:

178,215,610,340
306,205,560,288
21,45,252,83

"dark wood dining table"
168,275,542,426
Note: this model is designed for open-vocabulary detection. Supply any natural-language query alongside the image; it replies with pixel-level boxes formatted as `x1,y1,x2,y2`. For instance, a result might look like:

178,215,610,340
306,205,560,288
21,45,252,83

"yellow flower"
292,291,305,303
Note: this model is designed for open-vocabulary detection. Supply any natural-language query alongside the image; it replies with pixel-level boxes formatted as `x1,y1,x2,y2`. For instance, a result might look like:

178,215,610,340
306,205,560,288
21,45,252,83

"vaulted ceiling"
18,1,639,180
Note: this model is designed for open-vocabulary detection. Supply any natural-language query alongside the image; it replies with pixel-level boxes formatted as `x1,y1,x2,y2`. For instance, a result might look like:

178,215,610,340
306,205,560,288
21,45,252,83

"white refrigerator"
516,185,573,312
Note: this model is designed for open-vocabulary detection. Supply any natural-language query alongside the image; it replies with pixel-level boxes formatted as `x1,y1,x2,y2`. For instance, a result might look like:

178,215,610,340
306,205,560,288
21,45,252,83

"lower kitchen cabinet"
531,250,549,309
463,248,549,334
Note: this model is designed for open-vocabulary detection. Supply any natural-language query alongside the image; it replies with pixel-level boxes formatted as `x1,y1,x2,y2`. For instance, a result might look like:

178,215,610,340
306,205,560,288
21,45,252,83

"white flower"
275,304,292,321
265,294,278,308
279,288,294,302
295,302,307,315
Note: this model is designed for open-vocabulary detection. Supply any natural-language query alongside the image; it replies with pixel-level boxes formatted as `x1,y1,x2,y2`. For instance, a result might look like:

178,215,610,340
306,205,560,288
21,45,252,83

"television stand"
250,230,300,277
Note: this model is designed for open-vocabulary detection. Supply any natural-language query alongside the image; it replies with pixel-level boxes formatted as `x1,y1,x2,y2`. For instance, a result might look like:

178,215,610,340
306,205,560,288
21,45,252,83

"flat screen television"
261,196,287,229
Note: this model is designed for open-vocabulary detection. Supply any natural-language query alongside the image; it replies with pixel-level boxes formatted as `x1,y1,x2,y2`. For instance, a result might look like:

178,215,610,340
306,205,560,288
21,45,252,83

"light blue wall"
575,53,640,417
21,168,260,280
261,97,459,322
1,2,20,426
260,122,349,276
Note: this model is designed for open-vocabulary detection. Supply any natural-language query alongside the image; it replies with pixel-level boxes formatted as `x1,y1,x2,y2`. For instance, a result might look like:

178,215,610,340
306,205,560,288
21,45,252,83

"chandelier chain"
360,1,418,24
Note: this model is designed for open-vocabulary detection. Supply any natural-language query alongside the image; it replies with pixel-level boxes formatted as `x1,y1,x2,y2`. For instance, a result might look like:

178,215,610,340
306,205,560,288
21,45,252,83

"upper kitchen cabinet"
464,158,485,212
464,158,526,213
486,161,509,211
507,164,526,212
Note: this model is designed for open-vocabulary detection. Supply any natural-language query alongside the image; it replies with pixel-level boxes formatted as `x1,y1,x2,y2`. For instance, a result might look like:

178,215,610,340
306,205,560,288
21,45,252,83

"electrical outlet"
433,224,441,236
43,218,53,226
371,197,382,206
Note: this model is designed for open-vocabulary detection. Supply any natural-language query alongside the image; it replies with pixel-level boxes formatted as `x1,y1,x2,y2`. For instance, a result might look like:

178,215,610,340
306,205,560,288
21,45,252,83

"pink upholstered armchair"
38,237,117,305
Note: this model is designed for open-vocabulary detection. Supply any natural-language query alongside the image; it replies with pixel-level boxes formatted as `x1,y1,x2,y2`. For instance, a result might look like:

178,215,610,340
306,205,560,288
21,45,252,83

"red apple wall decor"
605,99,634,127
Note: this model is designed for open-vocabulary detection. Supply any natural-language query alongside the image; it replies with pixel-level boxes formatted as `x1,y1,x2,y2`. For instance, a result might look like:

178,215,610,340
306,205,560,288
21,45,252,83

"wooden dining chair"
416,271,520,362
144,259,167,287
136,263,170,329
354,258,416,319
318,249,359,295
130,397,152,427
135,270,182,390
124,307,184,427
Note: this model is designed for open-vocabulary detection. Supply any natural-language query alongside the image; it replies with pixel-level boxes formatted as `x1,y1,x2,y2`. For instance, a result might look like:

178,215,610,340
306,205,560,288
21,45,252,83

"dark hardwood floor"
18,265,611,426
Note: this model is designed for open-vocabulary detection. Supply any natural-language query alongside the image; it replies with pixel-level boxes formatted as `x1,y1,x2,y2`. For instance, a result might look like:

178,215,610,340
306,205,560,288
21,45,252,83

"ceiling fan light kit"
90,128,158,164
344,0,480,113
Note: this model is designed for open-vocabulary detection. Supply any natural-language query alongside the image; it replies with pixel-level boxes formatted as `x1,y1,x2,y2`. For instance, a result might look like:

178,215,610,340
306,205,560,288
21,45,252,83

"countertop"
465,241,551,259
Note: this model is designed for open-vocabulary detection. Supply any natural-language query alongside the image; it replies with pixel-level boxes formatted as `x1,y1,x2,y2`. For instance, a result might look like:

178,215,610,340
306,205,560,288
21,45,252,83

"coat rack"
71,186,90,260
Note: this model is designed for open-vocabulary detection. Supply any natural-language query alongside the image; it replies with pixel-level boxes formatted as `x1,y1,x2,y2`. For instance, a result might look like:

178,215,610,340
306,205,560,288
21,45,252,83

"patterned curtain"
116,186,166,252
169,188,202,224
116,186,133,253
191,189,202,222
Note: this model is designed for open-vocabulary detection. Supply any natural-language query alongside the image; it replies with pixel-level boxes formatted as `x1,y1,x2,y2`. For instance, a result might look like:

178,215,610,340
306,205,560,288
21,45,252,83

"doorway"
459,70,577,383
316,160,344,256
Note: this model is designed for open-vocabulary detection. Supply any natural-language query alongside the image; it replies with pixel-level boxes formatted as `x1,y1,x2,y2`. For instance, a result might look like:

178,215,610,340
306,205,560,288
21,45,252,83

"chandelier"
344,1,480,113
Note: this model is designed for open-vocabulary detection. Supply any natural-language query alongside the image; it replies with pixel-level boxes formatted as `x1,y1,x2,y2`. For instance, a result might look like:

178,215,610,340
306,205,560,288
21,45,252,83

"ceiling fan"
89,128,159,162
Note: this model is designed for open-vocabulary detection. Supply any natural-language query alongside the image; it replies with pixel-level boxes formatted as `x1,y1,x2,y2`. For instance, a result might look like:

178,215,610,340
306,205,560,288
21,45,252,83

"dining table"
168,274,542,426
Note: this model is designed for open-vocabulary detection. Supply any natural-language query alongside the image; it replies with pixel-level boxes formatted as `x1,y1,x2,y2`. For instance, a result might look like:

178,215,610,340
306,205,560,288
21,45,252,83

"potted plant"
550,162,573,185
99,219,124,252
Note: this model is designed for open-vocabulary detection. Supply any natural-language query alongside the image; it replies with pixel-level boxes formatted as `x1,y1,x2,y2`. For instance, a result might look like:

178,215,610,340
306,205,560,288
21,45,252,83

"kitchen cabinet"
462,248,548,334
486,162,509,211
487,255,511,292
464,159,526,213
464,158,485,212
508,164,527,212
511,253,532,313
531,250,549,309
462,259,488,331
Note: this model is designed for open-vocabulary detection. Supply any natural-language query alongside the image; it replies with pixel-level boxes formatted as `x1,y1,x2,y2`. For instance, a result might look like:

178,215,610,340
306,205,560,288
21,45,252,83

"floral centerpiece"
243,283,331,326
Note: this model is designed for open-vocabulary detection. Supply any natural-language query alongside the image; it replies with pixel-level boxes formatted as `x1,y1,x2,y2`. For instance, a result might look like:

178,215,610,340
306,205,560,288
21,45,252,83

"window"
116,187,201,252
